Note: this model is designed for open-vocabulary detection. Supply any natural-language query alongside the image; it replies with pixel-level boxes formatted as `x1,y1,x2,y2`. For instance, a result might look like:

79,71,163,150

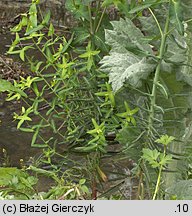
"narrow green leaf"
19,49,25,61
170,0,184,35
25,24,44,35
0,79,27,97
42,10,51,25
48,23,54,37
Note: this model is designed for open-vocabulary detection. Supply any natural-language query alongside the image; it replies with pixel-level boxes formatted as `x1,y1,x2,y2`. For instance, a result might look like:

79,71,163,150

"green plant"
0,167,38,199
142,135,174,199
76,118,107,153
2,0,121,199
2,0,192,200
100,0,192,198
0,166,90,200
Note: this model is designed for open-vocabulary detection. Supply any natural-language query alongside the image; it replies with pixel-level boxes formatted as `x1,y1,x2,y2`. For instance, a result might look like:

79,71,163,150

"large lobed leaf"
0,168,26,186
100,18,156,92
101,54,155,91
139,12,192,86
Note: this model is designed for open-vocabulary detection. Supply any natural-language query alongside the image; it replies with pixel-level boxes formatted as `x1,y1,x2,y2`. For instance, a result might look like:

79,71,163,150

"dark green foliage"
166,180,192,200
1,0,192,200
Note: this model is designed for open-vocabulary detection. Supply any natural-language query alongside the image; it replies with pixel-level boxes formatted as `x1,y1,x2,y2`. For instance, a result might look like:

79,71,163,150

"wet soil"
0,15,39,166
0,8,137,198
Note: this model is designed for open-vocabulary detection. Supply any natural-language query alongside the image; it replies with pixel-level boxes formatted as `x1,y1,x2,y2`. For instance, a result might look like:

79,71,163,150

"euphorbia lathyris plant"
100,0,192,199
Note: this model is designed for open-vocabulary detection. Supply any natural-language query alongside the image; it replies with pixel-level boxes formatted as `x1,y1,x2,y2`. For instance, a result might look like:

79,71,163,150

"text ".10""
177,204,189,213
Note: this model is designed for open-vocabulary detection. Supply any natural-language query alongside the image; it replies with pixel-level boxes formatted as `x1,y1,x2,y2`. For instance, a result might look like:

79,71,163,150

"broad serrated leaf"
155,134,175,145
0,168,27,187
100,53,155,91
100,18,156,91
142,148,160,161
159,154,172,166
142,148,160,168
105,18,153,55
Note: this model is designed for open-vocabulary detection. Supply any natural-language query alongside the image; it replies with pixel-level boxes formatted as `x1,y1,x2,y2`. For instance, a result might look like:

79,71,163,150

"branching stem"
148,8,163,37
148,9,170,135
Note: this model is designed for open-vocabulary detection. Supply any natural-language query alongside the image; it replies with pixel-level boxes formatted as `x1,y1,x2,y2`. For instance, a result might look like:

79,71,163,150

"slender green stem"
152,164,163,200
148,8,163,37
93,1,101,32
153,146,166,200
88,3,93,35
32,38,66,89
22,98,65,139
148,9,170,135
95,7,106,33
